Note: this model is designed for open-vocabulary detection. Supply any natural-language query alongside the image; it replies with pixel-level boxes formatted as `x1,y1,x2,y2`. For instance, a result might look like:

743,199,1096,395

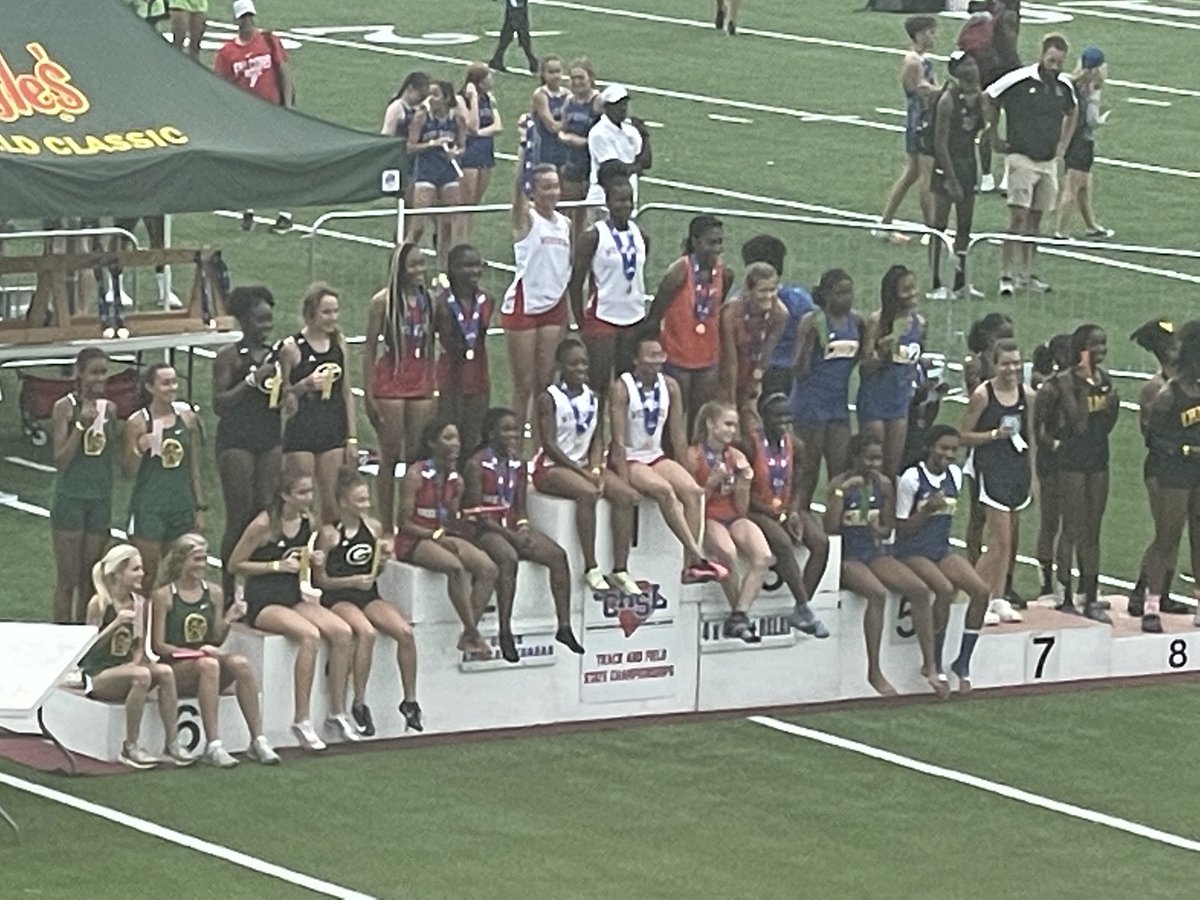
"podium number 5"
1032,636,1055,679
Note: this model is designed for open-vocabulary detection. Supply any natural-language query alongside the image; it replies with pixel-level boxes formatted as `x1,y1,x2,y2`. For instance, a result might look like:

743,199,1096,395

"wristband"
990,428,999,440
348,437,359,445
431,527,445,541
270,560,281,572
244,371,257,387
75,421,86,432
833,488,845,498
515,518,529,527
590,466,602,475
778,512,788,524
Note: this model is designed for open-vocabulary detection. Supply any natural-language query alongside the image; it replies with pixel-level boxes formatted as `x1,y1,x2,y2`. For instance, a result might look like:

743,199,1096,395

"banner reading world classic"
0,0,405,219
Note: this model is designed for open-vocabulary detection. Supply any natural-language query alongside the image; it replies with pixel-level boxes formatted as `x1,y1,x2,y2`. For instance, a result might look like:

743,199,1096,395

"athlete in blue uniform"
407,81,466,270
825,434,944,698
460,64,502,210
857,264,926,478
790,269,865,510
895,425,991,693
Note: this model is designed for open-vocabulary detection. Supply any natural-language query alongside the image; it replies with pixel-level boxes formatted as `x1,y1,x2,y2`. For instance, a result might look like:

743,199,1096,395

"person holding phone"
151,534,280,767
959,339,1037,626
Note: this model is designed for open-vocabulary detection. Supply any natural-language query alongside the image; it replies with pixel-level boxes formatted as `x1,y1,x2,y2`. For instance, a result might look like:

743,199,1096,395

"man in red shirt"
212,0,292,107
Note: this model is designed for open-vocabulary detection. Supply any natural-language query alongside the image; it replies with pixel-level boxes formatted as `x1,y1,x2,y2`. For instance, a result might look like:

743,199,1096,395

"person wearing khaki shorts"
169,0,208,59
985,34,1078,297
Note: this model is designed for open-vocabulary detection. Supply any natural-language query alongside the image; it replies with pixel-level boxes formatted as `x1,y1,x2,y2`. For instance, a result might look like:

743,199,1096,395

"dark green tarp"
0,0,404,219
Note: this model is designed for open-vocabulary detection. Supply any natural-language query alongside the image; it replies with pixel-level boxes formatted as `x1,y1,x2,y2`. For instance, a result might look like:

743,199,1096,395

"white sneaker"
327,713,362,742
119,742,159,769
870,228,910,245
164,737,197,767
292,719,327,751
925,286,952,302
584,567,609,591
610,571,642,595
954,284,985,300
983,609,1002,626
1026,275,1052,294
998,174,1009,193
998,276,1015,297
989,596,1024,623
979,174,996,193
203,740,239,769
248,735,281,765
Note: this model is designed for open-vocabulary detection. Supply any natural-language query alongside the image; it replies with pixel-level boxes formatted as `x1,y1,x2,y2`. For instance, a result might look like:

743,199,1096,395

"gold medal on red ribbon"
465,349,475,361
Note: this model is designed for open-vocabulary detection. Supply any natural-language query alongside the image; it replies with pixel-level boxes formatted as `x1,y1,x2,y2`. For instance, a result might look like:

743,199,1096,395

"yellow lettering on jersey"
1180,406,1200,429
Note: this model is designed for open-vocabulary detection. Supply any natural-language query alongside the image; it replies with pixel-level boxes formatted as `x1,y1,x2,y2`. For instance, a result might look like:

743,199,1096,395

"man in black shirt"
985,34,1077,297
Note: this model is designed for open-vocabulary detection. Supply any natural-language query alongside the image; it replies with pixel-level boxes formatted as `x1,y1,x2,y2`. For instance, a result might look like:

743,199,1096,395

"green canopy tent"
0,0,405,219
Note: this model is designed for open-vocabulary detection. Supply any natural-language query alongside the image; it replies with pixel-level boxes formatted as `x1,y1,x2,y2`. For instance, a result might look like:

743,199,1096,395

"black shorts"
1154,457,1200,492
1064,134,1095,174
321,589,379,610
931,157,978,199
282,412,347,455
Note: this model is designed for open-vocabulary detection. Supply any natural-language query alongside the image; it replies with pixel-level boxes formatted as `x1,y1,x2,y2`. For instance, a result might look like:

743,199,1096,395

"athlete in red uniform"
435,244,494,453
718,262,788,407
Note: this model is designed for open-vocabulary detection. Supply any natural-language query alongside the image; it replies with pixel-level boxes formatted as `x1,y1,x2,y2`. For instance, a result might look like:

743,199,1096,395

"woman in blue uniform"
530,55,569,173
1141,321,1200,632
407,80,466,271
229,469,358,751
212,286,282,599
824,434,943,698
559,58,600,230
460,63,502,214
791,268,866,510
50,348,116,623
1036,325,1118,623
895,425,991,693
279,283,358,525
857,264,926,478
959,338,1037,626
315,466,423,735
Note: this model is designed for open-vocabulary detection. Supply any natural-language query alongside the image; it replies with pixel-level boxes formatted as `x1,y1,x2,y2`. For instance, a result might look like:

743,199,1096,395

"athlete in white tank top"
504,210,571,316
588,219,647,326
540,382,598,466
619,371,668,464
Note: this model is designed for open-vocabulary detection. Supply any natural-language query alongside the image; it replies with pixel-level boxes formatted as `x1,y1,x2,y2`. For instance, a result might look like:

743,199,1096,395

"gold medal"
83,428,106,457
315,362,342,400
695,322,706,335
160,437,185,469
465,348,475,361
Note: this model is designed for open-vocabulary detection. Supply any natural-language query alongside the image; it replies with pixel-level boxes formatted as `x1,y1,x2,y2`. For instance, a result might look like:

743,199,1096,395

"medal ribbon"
563,384,597,436
690,254,715,325
636,375,661,437
405,288,429,355
608,222,638,284
760,431,789,498
447,291,483,354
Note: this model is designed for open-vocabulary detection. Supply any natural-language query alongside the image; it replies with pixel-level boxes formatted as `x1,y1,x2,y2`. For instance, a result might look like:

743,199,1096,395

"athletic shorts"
412,153,460,189
460,138,495,170
168,0,207,12
321,589,379,610
371,355,436,400
501,295,568,332
50,493,112,536
130,506,194,543
245,595,301,629
1004,153,1058,213
976,471,1031,513
1064,135,1095,174
662,361,717,382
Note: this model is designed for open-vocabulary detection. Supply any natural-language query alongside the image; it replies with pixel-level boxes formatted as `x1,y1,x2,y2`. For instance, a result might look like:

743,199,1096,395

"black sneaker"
351,702,376,737
1056,598,1081,616
1141,613,1163,634
715,2,725,29
1005,587,1027,610
1082,602,1112,625
1127,590,1145,617
727,19,737,35
1160,595,1192,614
722,612,761,644
399,700,424,733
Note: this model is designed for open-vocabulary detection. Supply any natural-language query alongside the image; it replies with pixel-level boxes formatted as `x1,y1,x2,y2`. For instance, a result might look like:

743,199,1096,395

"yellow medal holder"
266,371,282,409
82,427,106,457
315,362,342,401
369,538,389,579
299,533,322,600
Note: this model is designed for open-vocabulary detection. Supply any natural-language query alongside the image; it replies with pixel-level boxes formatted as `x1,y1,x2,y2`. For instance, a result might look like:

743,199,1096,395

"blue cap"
1081,46,1105,69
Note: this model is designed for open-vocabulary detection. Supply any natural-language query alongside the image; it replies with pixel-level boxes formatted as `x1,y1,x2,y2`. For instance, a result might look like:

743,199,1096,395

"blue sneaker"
788,603,830,639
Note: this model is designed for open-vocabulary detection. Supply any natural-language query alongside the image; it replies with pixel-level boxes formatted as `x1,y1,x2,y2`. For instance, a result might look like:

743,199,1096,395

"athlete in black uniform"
1036,325,1118,622
315,467,423,735
960,338,1037,625
229,469,358,751
278,283,358,524
213,286,282,598
1143,321,1200,632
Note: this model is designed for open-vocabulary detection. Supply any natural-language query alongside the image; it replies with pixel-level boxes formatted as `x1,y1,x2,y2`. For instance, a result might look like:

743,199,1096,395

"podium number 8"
1168,639,1188,670
1032,635,1055,679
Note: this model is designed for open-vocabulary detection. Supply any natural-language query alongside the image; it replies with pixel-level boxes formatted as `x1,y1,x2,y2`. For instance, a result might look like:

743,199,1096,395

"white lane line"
708,113,753,124
1095,155,1200,178
0,771,376,899
1109,79,1200,98
874,107,907,117
1053,2,1200,31
1128,97,1173,107
748,715,1200,853
4,456,55,473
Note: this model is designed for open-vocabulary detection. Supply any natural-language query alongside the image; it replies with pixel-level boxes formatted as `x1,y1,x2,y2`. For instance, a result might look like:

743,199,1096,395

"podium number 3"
1032,636,1055,679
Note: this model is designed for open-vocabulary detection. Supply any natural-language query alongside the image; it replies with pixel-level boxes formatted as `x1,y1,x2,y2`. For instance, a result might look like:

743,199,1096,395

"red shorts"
436,350,490,396
609,452,666,471
530,453,557,492
371,355,435,400
501,285,568,332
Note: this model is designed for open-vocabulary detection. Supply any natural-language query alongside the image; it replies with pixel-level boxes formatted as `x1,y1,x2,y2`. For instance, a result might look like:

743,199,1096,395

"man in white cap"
213,0,293,107
585,85,652,206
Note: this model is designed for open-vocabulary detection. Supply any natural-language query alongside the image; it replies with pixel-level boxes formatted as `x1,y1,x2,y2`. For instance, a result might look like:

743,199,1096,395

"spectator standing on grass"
50,349,116,625
927,52,985,301
169,0,207,60
213,1,292,107
985,33,1077,297
488,0,539,75
874,16,938,246
586,85,652,208
741,235,813,401
1055,47,1114,239
459,63,502,210
959,0,1022,194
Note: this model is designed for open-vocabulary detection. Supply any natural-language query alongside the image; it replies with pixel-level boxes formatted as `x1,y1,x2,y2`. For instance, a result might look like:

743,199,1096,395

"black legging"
490,2,535,67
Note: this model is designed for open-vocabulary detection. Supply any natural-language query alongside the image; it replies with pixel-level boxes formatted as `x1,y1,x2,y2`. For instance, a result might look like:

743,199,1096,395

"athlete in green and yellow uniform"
151,534,280,767
51,348,117,623
125,363,208,594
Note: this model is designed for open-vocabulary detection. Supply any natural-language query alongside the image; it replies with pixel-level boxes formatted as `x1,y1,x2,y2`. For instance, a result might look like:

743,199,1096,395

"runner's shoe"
722,612,761,644
119,743,158,770
248,736,281,765
203,740,239,769
1026,275,1052,293
788,603,830,638
1083,601,1112,624
351,702,376,737
1142,613,1163,634
400,700,424,733
979,174,996,193
998,276,1015,297
584,567,609,591
610,571,642,595
988,597,1023,623
292,720,327,752
327,714,362,742
165,737,197,767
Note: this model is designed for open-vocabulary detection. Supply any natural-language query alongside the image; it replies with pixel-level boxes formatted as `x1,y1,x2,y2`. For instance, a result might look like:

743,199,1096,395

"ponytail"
92,544,141,616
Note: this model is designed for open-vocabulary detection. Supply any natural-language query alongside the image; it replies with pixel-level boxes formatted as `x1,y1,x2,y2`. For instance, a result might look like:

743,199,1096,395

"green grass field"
2,1,1199,894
